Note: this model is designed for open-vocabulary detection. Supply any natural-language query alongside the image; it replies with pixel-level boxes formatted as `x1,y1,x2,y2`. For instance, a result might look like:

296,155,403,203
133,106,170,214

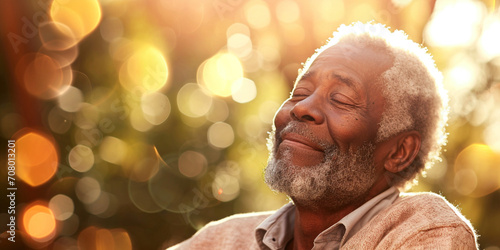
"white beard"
264,122,378,210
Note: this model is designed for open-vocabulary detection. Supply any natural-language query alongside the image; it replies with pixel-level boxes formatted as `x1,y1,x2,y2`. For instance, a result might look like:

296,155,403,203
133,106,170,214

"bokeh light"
39,43,79,68
178,151,207,178
231,78,257,103
74,103,100,129
21,53,72,100
424,0,486,47
2,0,500,248
99,136,127,165
207,122,235,149
141,92,171,125
75,176,101,204
483,119,500,152
53,237,78,250
68,144,94,172
58,86,84,112
38,21,78,51
119,45,169,93
49,194,75,221
50,0,102,41
16,131,59,186
130,107,155,132
454,144,500,197
177,83,213,118
23,204,56,241
85,191,118,218
212,172,240,202
276,0,301,24
100,17,124,43
227,33,253,58
206,98,229,122
78,226,132,250
198,53,244,97
244,0,271,29
477,11,500,61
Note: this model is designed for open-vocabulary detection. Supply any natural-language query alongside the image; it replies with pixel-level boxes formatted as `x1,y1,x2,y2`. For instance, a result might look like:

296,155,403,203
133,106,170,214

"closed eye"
331,93,358,107
290,88,311,99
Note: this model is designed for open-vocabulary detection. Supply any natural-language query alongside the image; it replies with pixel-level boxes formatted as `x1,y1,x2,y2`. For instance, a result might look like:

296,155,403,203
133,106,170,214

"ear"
383,131,421,173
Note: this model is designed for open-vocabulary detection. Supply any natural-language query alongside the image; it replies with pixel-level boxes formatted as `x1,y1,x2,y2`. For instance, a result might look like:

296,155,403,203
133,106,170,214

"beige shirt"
168,191,478,249
255,187,400,250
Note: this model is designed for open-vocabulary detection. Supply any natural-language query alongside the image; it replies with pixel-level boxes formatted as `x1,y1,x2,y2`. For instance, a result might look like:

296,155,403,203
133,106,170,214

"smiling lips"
280,133,324,152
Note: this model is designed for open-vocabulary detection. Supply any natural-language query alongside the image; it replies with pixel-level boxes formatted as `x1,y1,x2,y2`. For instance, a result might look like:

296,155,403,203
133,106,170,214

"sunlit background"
0,0,499,249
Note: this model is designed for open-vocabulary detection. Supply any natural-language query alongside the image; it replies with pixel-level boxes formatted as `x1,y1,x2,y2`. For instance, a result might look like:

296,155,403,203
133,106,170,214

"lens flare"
16,131,59,186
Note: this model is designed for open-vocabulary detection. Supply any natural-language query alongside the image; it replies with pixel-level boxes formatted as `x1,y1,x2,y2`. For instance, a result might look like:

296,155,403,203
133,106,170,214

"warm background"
0,0,499,249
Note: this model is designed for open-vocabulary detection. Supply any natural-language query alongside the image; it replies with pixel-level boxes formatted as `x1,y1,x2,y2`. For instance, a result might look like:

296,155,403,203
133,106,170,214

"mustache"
277,122,336,154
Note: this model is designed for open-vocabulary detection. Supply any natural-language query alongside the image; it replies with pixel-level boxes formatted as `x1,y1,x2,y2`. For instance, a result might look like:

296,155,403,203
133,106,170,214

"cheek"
273,102,292,130
326,114,377,147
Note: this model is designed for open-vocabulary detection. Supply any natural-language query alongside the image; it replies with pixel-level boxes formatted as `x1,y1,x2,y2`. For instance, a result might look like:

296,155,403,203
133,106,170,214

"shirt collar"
319,186,400,246
254,187,400,250
255,203,295,250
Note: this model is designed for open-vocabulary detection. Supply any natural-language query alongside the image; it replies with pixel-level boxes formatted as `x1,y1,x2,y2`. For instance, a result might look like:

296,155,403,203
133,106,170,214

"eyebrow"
299,71,359,90
331,73,356,89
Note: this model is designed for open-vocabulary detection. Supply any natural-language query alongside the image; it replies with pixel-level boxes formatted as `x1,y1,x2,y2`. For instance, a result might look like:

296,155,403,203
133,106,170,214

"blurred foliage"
0,0,499,249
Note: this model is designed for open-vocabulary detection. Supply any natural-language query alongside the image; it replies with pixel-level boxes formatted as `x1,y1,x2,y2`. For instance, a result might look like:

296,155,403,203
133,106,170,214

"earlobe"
384,131,421,173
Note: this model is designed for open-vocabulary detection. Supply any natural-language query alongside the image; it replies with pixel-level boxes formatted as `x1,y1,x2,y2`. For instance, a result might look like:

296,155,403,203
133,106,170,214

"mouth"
280,133,324,152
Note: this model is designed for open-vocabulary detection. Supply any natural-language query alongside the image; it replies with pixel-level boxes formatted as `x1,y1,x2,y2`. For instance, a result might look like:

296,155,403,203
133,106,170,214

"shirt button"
272,238,276,242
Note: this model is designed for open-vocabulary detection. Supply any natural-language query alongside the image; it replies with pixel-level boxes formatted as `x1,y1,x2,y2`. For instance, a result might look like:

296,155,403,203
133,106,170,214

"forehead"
301,42,394,90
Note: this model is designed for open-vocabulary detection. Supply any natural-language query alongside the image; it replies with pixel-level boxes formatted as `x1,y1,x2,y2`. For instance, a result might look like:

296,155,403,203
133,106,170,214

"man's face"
265,42,394,210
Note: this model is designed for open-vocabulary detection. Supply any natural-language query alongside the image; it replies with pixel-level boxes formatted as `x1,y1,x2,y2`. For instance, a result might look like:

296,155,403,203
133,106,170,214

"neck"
289,181,390,250
289,202,359,250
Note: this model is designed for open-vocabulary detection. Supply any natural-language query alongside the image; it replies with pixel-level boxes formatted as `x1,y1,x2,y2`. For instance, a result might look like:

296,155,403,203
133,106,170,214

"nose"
290,96,324,124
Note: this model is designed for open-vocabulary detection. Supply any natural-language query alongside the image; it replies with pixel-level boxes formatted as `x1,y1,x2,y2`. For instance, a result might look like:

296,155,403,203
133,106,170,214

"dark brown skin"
273,42,422,250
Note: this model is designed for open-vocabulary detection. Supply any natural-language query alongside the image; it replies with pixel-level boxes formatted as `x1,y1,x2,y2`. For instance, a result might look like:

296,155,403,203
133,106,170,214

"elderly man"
170,22,478,249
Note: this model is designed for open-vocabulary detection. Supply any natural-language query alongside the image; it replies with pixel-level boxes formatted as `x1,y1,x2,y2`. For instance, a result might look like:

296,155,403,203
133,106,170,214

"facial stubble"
264,122,378,211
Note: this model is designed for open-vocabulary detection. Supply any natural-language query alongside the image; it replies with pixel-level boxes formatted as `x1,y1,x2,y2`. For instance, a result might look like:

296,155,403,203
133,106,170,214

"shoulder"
167,211,274,250
199,211,274,234
345,192,478,249
395,192,475,231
